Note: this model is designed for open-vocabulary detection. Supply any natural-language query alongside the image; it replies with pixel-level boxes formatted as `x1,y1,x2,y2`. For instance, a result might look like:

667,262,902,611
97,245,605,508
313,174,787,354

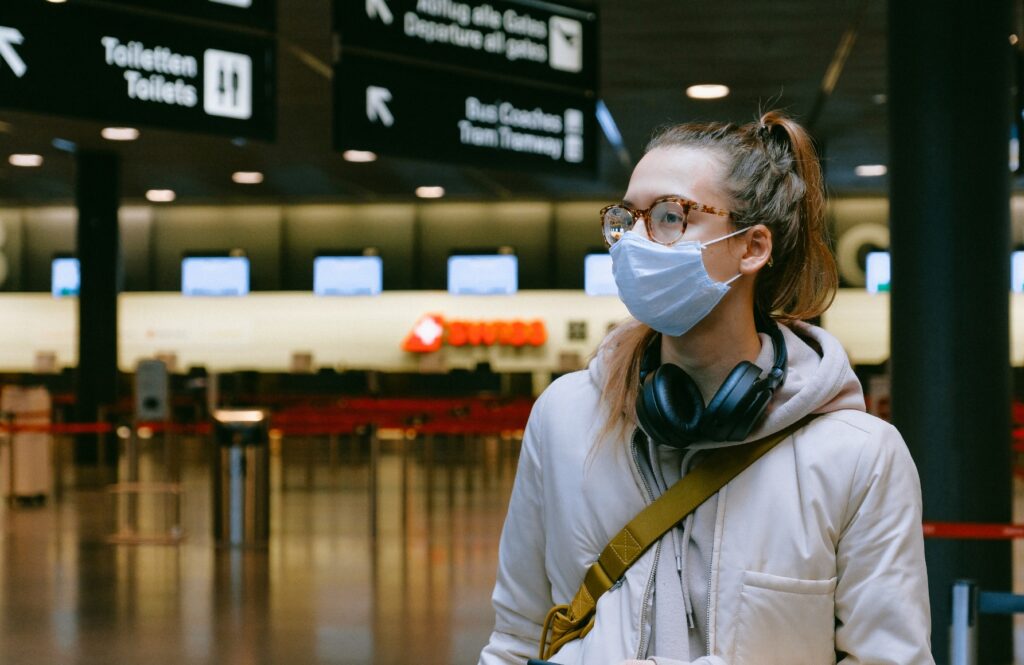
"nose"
627,210,650,239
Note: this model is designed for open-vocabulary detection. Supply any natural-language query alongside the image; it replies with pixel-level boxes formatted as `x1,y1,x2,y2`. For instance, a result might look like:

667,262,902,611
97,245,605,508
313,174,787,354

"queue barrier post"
950,581,1024,665
106,421,184,545
950,580,978,665
211,409,270,548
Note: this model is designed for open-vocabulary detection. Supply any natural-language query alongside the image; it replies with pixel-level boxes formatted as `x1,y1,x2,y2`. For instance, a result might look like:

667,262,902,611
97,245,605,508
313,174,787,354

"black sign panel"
92,0,276,32
335,0,597,94
334,54,596,173
0,3,275,140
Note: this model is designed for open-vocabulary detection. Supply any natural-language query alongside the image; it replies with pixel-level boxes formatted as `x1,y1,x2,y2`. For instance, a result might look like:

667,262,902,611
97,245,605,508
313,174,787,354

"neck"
659,301,763,403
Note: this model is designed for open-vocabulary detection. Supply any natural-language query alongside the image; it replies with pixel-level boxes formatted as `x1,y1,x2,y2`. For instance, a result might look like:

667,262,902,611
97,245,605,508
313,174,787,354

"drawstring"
678,449,700,630
679,510,696,629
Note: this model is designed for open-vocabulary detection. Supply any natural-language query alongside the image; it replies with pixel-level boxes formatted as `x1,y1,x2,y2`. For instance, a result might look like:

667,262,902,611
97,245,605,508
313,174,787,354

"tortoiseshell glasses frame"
600,196,733,247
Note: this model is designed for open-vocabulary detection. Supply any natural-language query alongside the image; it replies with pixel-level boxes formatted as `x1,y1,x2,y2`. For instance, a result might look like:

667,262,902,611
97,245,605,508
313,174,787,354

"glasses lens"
602,206,634,245
649,200,689,244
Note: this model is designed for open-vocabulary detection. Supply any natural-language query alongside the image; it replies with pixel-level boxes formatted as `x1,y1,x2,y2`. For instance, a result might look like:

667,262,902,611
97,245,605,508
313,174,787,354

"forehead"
624,147,729,208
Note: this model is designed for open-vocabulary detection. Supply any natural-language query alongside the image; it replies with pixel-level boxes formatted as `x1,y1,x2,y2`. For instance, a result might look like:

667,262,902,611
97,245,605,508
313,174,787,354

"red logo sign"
402,315,547,353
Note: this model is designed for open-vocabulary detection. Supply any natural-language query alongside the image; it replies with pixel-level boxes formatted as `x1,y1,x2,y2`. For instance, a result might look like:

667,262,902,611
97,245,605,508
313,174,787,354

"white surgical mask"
610,227,749,336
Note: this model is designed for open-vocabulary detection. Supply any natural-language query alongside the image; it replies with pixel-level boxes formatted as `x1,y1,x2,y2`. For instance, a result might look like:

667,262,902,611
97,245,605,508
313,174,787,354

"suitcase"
0,386,53,501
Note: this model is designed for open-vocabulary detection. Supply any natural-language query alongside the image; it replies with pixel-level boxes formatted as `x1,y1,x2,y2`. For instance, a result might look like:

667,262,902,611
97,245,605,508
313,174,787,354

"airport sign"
334,54,596,173
402,314,548,352
0,2,275,140
336,0,598,93
90,0,276,31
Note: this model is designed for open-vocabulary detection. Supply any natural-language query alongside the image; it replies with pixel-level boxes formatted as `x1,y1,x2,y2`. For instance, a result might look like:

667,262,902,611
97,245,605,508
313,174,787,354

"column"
889,2,1014,662
74,150,121,468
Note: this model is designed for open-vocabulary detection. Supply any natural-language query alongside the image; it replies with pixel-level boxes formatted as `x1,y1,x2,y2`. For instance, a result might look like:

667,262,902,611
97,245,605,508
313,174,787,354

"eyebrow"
621,194,693,208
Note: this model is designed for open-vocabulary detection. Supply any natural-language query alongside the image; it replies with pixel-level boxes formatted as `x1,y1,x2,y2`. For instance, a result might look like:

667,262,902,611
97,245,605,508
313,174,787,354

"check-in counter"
2,290,1024,374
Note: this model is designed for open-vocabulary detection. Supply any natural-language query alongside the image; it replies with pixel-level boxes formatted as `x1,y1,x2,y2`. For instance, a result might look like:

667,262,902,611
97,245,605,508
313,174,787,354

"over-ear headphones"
635,311,787,447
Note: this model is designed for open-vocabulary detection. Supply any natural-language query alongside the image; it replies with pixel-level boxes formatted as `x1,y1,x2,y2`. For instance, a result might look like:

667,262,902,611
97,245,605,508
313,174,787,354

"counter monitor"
865,251,890,294
584,253,616,296
51,257,80,298
447,254,518,295
314,255,383,296
182,256,250,296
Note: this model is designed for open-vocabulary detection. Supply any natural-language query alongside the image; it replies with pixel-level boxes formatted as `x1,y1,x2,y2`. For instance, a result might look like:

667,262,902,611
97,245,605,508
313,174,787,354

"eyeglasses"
600,196,732,247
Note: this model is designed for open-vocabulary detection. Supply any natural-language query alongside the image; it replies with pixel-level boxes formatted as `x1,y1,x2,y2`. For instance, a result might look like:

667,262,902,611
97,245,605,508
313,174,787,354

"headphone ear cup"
725,386,774,441
702,362,763,441
636,364,705,448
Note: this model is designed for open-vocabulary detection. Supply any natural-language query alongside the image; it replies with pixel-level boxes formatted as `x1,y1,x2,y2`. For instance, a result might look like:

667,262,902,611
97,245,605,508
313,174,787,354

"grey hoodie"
588,321,867,661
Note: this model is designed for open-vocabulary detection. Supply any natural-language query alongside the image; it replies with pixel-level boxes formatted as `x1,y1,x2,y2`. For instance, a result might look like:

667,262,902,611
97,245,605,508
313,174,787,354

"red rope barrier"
0,422,112,435
923,522,1024,540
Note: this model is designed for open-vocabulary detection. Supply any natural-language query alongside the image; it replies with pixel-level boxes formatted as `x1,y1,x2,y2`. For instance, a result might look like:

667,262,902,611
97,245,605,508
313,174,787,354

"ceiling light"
145,189,176,202
343,150,378,163
232,171,264,184
101,127,140,141
686,84,730,100
855,164,887,177
1012,34,1020,45
415,186,445,199
9,154,43,167
45,0,67,3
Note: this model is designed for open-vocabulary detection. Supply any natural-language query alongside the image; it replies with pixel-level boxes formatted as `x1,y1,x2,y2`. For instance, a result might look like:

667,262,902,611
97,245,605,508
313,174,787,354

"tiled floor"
0,434,518,665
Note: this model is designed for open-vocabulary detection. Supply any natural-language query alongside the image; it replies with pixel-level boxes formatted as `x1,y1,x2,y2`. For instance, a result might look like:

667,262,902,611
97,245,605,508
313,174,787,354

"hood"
745,320,865,441
587,320,865,449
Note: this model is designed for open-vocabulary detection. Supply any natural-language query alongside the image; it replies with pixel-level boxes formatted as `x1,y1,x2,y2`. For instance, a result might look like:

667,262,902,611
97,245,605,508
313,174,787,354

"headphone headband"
755,310,787,392
635,310,788,446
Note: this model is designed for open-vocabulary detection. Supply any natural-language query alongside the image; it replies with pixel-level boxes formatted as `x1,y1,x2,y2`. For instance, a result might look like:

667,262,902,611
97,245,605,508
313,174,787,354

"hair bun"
757,117,792,150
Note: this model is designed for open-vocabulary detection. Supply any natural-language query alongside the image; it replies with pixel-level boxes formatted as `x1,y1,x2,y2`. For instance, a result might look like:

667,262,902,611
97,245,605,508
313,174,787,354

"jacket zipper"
630,430,658,660
636,543,660,658
678,448,714,658
705,546,713,657
691,451,716,659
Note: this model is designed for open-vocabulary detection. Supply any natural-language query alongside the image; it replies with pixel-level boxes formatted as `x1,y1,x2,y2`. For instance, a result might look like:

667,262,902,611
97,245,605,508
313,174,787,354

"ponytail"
752,111,837,321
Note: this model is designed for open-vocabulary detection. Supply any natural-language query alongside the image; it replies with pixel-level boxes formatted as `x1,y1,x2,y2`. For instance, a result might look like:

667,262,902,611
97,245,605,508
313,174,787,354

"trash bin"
211,409,270,547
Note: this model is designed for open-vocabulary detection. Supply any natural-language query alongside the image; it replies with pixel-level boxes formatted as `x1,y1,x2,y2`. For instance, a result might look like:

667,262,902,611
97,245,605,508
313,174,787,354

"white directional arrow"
0,27,26,79
366,86,394,127
366,0,393,25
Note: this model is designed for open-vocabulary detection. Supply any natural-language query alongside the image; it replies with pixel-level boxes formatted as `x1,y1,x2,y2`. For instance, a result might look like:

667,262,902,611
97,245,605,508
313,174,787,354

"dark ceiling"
0,0,891,205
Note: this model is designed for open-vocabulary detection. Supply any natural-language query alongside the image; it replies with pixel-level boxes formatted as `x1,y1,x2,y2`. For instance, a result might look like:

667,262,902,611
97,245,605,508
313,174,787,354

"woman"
477,111,933,665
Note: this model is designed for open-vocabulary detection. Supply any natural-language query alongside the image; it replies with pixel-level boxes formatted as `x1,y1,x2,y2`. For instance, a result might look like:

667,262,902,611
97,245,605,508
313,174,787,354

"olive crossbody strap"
538,414,818,661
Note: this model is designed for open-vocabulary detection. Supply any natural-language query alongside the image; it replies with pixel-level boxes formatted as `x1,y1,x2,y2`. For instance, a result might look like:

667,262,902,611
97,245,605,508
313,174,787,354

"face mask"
610,227,750,337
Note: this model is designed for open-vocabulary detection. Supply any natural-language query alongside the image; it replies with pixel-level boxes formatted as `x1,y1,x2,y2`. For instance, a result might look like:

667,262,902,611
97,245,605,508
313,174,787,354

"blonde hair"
598,111,837,441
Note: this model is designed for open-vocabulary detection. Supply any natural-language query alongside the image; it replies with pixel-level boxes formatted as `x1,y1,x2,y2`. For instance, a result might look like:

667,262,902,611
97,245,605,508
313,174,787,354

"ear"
738,224,773,275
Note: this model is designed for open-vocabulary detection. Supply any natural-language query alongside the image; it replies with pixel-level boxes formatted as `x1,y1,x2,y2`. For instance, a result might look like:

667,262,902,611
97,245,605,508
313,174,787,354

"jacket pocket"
732,570,837,665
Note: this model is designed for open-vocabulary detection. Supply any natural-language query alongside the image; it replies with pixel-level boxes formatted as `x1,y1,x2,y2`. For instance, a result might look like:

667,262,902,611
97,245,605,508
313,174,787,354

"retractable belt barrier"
923,522,1024,540
0,397,535,439
929,518,1024,663
0,422,113,435
0,422,211,436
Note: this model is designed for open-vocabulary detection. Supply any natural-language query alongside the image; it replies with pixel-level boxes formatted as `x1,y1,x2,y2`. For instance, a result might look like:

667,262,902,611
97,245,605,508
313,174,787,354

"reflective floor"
0,434,518,664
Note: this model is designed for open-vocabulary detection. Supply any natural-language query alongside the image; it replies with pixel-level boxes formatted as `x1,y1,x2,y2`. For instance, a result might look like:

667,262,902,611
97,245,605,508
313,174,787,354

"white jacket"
479,322,933,665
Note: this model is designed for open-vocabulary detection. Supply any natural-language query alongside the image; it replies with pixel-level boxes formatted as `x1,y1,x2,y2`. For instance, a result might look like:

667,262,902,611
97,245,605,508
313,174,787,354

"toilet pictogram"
203,48,252,119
